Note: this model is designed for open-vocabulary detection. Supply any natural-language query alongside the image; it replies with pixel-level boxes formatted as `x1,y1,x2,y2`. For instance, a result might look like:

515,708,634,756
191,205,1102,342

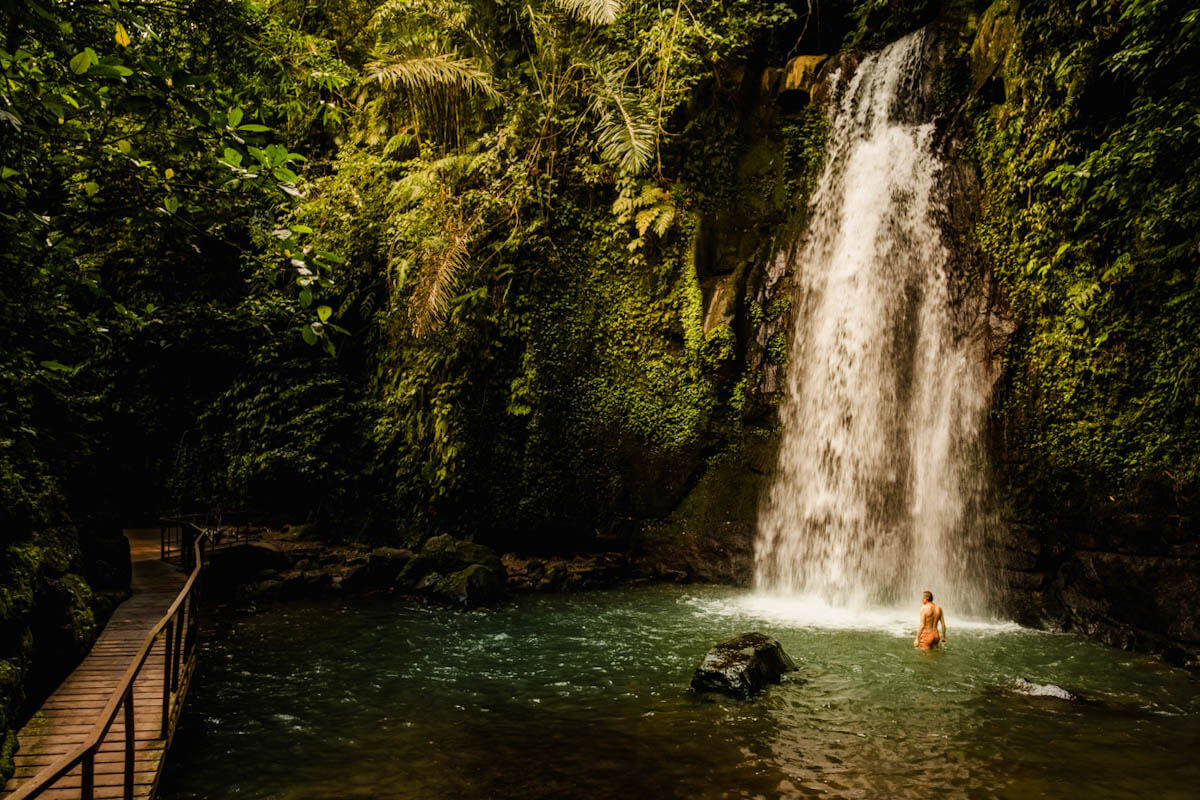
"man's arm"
938,609,947,642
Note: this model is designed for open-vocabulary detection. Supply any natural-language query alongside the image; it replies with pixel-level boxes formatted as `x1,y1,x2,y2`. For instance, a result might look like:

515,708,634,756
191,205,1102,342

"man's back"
921,602,941,630
915,594,945,650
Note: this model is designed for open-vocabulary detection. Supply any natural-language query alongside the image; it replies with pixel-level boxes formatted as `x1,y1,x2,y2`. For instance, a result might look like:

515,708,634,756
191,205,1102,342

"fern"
554,0,626,25
614,182,675,237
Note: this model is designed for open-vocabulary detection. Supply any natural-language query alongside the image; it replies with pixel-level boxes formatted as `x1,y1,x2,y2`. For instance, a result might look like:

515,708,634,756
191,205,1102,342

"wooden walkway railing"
4,524,211,800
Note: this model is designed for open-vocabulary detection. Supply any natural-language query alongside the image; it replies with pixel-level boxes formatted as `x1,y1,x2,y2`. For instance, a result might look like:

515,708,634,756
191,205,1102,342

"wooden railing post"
183,592,195,658
171,594,184,691
81,749,94,800
161,622,174,737
123,689,135,800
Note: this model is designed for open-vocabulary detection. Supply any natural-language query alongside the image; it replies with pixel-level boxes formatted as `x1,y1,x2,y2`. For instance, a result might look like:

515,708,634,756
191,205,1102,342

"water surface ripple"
160,587,1200,799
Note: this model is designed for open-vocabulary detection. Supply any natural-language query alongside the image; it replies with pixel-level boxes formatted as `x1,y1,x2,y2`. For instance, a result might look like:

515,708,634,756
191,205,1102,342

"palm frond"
370,0,473,32
554,0,625,25
411,218,474,336
365,50,499,99
593,83,655,176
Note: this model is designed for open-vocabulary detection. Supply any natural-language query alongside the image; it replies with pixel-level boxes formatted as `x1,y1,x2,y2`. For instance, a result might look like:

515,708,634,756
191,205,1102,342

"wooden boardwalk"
3,530,189,800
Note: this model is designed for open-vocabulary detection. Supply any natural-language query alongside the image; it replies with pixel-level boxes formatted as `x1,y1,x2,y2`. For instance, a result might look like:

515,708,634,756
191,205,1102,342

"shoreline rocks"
691,633,797,699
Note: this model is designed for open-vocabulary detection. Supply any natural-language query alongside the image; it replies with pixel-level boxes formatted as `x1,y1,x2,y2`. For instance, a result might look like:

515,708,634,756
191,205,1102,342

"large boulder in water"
423,534,503,573
1007,678,1081,702
691,633,797,699
363,546,414,586
434,564,505,609
399,534,505,586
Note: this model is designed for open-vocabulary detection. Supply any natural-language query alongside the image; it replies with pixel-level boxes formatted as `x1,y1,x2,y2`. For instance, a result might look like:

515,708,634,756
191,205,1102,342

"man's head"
922,590,933,604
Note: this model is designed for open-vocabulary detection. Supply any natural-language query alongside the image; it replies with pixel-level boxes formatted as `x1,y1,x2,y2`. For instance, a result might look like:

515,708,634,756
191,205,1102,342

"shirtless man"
914,590,946,650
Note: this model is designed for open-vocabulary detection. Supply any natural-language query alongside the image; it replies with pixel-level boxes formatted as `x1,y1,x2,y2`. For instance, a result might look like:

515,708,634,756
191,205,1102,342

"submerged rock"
690,633,797,699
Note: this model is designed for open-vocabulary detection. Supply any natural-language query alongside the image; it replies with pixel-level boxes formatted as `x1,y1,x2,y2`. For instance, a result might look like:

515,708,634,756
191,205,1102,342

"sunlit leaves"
68,49,96,74
554,0,626,25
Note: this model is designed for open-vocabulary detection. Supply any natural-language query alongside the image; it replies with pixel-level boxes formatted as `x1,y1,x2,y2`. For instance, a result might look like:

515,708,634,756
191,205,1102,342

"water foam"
683,592,1021,637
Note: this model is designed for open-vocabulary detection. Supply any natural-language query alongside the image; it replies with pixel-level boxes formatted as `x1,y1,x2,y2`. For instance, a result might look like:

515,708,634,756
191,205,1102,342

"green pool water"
158,586,1200,799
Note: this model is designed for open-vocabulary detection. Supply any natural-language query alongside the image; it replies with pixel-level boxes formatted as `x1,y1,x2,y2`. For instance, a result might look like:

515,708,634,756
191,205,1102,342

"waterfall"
754,30,997,615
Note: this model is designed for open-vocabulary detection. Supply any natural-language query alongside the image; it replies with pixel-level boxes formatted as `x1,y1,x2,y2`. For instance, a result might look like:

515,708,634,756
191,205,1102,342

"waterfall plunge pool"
159,586,1199,799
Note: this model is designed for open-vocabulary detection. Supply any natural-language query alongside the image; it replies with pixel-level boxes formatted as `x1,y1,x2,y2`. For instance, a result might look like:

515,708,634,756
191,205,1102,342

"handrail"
160,517,259,563
8,523,210,800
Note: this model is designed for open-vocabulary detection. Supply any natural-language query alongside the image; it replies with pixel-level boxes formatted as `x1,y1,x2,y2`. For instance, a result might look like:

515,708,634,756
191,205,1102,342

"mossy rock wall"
0,453,129,781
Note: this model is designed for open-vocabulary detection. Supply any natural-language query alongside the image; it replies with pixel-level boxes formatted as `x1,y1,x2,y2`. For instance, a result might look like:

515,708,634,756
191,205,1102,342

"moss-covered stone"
433,564,505,609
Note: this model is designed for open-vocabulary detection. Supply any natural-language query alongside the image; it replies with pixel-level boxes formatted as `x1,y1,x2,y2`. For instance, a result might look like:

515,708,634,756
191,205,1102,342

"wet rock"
413,571,442,593
395,555,431,589
501,555,545,591
245,578,283,603
970,0,1018,87
632,433,774,587
537,564,567,592
1008,678,1080,702
278,570,331,601
435,565,505,609
366,547,414,586
777,54,827,106
398,535,506,595
691,633,797,699
502,553,628,592
564,553,627,589
205,543,292,599
421,534,504,576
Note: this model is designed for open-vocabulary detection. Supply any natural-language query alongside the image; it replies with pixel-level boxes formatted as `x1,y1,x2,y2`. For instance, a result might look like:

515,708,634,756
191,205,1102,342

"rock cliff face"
647,10,1200,669
1001,511,1200,666
0,497,129,782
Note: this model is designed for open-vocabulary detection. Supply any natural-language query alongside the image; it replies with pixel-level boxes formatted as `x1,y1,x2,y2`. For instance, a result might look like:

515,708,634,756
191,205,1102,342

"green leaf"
289,224,313,234
272,167,298,183
83,181,99,196
317,305,332,322
301,325,318,345
1,167,19,179
164,195,179,213
88,64,133,78
117,139,131,154
69,51,93,74
221,147,242,166
299,288,313,307
237,123,270,132
40,360,74,373
228,107,243,128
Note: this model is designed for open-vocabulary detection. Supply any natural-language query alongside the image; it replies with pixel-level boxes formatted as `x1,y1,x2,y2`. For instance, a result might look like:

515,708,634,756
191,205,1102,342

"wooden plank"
14,750,162,770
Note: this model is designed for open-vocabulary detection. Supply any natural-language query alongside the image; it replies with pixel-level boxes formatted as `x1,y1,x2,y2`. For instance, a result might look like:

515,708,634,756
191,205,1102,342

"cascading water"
754,30,998,616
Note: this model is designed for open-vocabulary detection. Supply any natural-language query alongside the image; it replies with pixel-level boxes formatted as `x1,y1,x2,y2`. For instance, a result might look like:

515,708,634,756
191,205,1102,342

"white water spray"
754,31,998,616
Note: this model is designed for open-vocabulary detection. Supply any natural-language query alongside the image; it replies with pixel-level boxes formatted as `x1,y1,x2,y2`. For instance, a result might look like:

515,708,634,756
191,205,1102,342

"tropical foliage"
972,0,1200,512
